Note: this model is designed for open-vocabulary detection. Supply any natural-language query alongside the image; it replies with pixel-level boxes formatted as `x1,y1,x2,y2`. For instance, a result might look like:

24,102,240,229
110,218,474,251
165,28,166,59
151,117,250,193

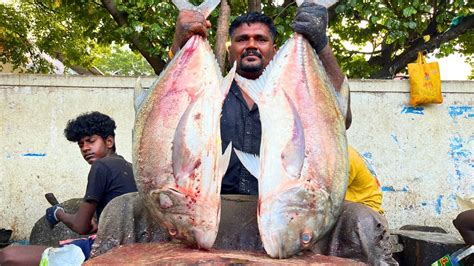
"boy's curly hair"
64,112,116,146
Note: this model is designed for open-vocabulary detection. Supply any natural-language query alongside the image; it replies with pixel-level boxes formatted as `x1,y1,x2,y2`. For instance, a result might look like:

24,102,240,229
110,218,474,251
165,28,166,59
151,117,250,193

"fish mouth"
264,231,291,259
193,228,217,250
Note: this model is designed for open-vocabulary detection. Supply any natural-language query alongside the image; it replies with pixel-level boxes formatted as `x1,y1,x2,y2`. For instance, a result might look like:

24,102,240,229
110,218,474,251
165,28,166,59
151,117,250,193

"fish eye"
302,232,312,244
168,228,177,236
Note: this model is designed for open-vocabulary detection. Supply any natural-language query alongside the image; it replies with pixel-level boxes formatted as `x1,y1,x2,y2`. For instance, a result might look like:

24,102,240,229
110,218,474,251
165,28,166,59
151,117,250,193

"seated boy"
0,111,137,265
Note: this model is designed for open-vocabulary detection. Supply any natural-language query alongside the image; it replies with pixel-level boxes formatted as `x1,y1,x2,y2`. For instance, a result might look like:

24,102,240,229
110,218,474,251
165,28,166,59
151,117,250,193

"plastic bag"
40,245,85,266
407,52,442,106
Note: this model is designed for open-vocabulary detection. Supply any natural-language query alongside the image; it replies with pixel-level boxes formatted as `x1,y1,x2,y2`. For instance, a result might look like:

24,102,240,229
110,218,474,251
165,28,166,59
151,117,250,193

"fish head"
259,185,330,258
146,187,220,250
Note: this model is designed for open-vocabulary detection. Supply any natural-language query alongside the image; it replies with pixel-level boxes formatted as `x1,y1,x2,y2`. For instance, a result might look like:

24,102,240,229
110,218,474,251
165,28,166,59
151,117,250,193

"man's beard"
239,49,263,73
240,61,263,73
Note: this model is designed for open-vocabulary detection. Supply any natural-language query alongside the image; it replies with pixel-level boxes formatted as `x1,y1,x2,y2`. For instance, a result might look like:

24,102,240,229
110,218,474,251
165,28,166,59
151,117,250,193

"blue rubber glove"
46,205,64,226
291,1,328,53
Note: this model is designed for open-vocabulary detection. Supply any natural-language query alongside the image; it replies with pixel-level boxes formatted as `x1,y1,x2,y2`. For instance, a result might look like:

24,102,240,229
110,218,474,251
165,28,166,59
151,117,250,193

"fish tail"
172,0,220,18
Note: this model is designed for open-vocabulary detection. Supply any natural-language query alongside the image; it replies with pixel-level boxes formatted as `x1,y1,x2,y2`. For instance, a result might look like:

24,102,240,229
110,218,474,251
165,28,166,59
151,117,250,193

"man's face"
228,22,276,80
78,134,114,165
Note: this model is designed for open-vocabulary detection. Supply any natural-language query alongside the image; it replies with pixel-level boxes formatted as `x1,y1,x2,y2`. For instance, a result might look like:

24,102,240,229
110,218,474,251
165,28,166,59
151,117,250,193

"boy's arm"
47,201,97,235
58,201,97,235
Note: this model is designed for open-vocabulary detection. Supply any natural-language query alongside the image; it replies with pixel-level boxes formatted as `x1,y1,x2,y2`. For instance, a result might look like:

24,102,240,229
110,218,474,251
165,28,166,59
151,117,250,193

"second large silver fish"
235,33,348,258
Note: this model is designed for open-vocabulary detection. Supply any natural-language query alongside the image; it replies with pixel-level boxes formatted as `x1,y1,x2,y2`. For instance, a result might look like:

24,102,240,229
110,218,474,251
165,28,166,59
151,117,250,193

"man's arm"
318,45,352,129
292,2,352,129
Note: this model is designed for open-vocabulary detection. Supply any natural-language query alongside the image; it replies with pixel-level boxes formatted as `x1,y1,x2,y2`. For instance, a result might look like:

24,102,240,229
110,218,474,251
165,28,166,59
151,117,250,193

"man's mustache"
241,49,262,59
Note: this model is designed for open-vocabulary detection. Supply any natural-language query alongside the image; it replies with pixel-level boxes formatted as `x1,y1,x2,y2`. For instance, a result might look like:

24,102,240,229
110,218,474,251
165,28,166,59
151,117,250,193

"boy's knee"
453,209,474,230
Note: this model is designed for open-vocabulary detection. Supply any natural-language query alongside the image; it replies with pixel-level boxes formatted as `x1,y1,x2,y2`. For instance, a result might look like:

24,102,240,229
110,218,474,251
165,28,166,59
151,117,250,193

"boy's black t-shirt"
83,153,137,220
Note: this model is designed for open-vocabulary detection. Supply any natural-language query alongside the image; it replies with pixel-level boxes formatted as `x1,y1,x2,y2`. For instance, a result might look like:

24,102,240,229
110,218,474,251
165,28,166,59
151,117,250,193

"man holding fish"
167,0,397,264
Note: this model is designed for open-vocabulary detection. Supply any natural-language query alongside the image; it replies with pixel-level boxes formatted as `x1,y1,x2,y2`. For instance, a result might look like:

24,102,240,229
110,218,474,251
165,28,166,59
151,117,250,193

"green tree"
93,44,155,75
330,0,474,78
1,0,472,78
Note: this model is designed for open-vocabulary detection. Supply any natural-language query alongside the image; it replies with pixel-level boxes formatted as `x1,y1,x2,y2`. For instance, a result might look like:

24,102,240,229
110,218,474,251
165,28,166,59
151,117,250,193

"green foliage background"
0,0,472,78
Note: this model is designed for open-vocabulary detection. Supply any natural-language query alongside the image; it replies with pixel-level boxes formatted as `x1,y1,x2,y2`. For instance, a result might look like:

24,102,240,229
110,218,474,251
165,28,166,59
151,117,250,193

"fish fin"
234,149,260,179
295,0,338,8
281,93,305,180
171,92,205,186
221,62,236,97
334,76,349,119
172,0,220,18
456,194,474,211
219,142,232,178
234,46,283,104
171,0,195,11
234,74,266,105
134,77,149,113
197,0,220,18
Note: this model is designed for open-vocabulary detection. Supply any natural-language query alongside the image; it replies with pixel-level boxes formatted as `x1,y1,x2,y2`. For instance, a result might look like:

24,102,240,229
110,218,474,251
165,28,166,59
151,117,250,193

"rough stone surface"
399,224,447,234
90,192,170,258
213,195,263,252
91,193,264,257
391,229,466,265
29,198,92,246
85,242,365,265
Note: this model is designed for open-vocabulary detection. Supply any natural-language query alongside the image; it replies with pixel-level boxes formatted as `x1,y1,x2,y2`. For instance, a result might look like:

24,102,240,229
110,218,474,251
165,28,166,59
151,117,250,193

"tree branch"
272,1,295,22
215,0,231,73
348,50,382,55
370,14,474,78
248,0,261,12
101,0,166,74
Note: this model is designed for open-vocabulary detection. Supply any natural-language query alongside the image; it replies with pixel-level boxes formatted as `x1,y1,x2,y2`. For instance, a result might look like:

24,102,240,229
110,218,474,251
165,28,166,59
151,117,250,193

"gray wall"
0,74,472,240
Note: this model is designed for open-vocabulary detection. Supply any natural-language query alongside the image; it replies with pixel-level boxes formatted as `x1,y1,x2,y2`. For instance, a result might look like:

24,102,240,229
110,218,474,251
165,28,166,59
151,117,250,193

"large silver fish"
133,0,234,249
234,2,348,258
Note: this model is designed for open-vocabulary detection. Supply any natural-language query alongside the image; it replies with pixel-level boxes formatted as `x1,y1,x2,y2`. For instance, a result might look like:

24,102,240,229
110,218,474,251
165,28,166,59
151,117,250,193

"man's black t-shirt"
84,153,137,220
220,81,261,195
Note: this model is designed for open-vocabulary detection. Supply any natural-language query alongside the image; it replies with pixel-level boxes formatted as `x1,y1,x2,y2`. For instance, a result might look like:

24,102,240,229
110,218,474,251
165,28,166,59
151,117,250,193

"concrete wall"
0,74,472,241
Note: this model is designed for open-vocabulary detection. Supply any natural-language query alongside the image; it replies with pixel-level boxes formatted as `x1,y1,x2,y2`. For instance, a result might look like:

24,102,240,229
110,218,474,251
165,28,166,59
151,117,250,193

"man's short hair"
64,111,116,142
229,12,277,41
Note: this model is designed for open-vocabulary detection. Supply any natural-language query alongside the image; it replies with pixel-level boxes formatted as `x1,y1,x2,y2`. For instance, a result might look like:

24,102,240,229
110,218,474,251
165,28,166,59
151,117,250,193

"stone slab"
391,229,466,265
85,242,365,265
